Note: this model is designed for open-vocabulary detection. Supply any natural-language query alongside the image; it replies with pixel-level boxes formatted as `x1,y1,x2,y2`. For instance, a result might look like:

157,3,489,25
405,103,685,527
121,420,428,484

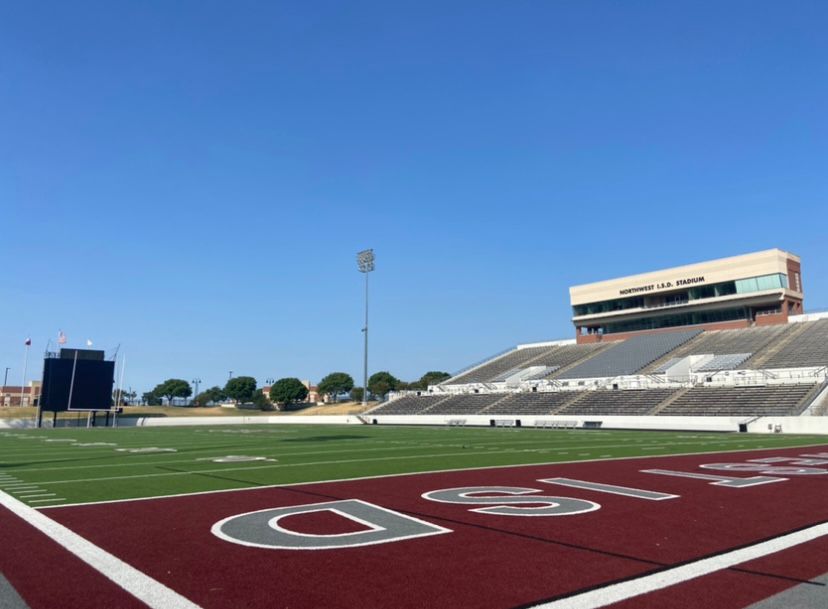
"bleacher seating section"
446,343,606,384
643,325,792,373
558,330,701,379
485,392,578,415
557,388,680,416
657,384,818,417
372,384,817,418
695,353,752,372
446,346,556,384
371,319,828,420
760,319,828,369
426,393,506,414
369,395,445,415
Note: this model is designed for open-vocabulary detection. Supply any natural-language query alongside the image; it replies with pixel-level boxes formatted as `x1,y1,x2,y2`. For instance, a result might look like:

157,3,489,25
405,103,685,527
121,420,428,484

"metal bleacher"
556,388,680,416
425,393,507,414
695,353,753,372
759,319,828,369
643,324,792,373
557,330,702,379
445,346,555,384
656,384,819,417
484,392,580,415
445,343,607,384
373,318,828,421
368,395,446,415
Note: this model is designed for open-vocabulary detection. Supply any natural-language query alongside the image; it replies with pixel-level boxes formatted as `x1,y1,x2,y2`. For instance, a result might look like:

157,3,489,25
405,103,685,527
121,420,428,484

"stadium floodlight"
192,378,201,405
357,249,375,406
357,249,375,273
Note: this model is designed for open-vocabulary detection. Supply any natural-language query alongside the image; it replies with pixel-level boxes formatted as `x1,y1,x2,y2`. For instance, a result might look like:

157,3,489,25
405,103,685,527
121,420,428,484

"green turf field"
1,425,826,507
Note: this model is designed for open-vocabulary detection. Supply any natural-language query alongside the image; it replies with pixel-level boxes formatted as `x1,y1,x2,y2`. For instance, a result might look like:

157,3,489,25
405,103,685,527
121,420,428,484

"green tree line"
140,370,451,409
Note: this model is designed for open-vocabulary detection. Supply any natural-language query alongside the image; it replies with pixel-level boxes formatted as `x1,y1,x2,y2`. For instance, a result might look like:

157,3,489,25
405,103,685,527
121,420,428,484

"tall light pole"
357,249,375,406
192,378,201,405
3,367,9,387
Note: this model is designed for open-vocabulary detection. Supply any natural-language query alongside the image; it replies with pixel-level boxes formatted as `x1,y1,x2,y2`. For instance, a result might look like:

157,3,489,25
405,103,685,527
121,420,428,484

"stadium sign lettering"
618,276,705,296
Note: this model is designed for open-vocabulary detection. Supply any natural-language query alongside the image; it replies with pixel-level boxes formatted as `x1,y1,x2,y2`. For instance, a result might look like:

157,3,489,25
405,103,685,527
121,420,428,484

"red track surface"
5,445,828,609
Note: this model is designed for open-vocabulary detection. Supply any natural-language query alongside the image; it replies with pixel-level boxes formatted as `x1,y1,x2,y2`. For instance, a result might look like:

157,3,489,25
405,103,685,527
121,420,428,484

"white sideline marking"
531,522,828,609
0,489,203,609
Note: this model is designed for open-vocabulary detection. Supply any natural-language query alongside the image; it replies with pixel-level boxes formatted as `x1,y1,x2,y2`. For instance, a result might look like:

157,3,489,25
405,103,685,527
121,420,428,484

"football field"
1,425,827,609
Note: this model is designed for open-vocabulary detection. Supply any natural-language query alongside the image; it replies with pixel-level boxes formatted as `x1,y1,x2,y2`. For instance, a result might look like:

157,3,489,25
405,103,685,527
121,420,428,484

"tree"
250,390,274,411
151,379,192,406
193,386,227,407
350,387,364,402
142,391,162,406
224,376,257,403
368,371,400,399
414,371,451,389
269,378,308,407
317,372,354,403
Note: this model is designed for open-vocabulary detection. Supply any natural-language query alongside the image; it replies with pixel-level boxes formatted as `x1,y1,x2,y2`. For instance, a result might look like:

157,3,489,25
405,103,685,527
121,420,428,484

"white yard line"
531,522,828,609
0,489,202,608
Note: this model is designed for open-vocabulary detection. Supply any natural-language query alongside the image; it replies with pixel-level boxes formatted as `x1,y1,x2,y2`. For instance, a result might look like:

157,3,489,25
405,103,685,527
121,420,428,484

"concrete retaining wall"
2,414,827,434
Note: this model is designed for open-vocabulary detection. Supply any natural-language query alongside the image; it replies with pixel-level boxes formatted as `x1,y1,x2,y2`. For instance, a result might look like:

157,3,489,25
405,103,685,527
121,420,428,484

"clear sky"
2,1,827,395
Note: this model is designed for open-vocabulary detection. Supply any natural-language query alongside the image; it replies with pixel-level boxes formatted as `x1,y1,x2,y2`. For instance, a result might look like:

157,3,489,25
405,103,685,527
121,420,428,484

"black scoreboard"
40,349,115,412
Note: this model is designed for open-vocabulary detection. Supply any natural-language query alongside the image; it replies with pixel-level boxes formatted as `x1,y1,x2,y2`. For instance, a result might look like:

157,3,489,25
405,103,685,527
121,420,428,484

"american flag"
58,330,67,345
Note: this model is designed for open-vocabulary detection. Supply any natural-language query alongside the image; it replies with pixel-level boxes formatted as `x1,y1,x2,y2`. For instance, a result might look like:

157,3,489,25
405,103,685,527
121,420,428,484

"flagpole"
20,341,30,408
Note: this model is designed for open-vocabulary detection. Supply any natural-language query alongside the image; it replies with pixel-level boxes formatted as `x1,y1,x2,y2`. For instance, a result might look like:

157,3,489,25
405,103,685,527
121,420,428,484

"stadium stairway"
648,386,692,415
548,390,590,414
795,380,828,415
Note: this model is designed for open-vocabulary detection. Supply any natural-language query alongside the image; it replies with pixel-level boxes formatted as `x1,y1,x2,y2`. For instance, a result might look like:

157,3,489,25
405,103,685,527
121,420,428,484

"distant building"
1,381,42,407
570,249,803,343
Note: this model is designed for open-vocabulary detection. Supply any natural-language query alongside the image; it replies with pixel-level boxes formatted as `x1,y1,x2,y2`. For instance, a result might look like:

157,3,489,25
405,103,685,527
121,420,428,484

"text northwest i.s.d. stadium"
2,247,828,609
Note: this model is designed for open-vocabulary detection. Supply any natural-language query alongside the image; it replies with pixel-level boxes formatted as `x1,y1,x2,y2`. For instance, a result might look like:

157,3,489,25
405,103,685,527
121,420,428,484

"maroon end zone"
7,445,828,609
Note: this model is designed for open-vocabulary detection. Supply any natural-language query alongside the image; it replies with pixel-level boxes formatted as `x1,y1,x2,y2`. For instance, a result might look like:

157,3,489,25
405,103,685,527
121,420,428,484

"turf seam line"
514,520,828,609
728,566,828,586
0,489,203,609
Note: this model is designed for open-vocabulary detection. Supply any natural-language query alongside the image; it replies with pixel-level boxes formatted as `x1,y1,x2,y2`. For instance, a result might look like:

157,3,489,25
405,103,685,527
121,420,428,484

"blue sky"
2,1,827,394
